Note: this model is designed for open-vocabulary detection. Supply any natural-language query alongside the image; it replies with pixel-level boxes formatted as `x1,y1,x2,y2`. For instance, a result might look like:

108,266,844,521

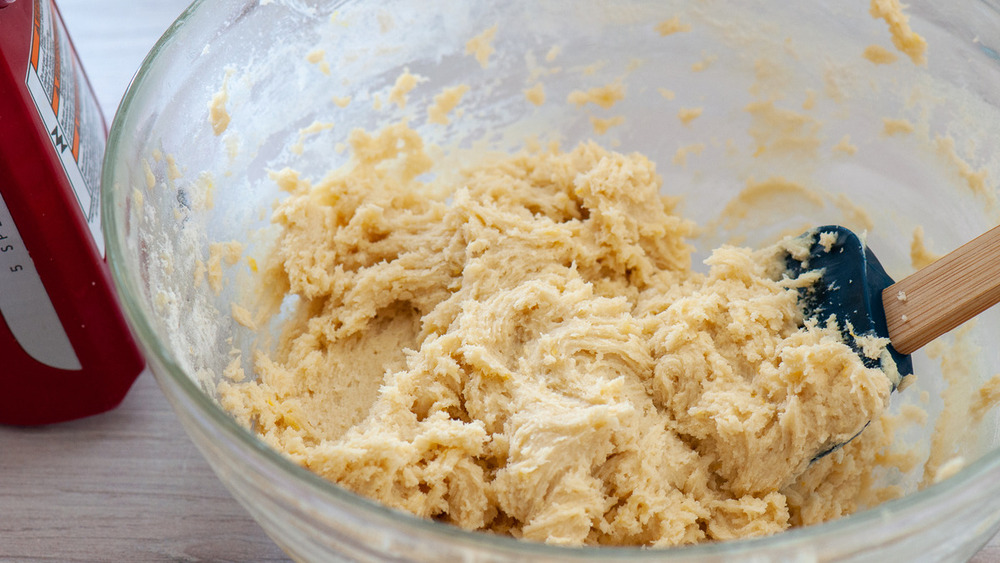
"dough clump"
219,124,894,546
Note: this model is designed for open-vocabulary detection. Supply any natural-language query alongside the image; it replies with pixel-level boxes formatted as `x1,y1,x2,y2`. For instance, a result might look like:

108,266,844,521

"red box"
0,0,144,424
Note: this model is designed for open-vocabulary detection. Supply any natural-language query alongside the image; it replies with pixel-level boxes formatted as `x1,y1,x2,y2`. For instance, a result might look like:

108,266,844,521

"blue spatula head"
784,227,913,459
784,226,913,383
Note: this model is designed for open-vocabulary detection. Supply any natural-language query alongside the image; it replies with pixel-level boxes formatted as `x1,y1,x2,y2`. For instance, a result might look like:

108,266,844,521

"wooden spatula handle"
883,224,1000,355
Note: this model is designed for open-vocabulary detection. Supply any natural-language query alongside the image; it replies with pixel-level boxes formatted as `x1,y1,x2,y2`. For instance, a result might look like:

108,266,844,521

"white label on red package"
0,187,82,371
24,0,106,254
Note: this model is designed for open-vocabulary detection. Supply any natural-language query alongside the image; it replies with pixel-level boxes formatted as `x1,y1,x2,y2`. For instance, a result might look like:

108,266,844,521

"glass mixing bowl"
103,0,1000,560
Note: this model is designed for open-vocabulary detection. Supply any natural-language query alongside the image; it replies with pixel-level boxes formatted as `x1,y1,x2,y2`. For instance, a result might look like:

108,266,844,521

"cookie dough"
218,123,895,546
870,0,927,65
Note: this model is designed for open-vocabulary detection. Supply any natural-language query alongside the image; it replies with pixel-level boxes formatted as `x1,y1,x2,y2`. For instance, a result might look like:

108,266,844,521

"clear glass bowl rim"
100,0,1000,558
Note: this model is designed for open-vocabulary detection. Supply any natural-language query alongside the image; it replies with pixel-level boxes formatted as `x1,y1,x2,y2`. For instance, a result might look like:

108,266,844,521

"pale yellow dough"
870,0,927,65
219,124,895,547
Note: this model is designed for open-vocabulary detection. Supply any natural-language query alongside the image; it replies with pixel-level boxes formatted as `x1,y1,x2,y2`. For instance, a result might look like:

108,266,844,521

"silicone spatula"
784,224,1000,454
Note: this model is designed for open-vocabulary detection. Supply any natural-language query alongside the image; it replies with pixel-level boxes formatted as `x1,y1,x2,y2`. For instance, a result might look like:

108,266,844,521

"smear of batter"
802,90,818,111
220,124,896,547
833,135,858,155
934,135,992,200
717,176,825,230
142,159,156,190
428,85,470,125
389,69,423,109
672,143,706,167
863,45,899,65
678,106,703,125
883,118,914,136
656,16,691,36
208,71,233,136
305,48,331,76
290,121,334,155
590,115,624,135
910,226,941,270
466,24,499,69
972,374,1000,422
567,81,626,109
870,0,927,65
524,83,546,106
745,100,822,157
691,53,718,72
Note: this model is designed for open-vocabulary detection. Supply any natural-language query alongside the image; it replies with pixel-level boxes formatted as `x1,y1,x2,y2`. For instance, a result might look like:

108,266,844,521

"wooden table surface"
1,1,999,561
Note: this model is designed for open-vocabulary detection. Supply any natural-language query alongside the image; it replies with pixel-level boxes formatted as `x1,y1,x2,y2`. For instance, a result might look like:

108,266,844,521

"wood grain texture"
1,370,289,561
885,225,1000,355
0,1,997,561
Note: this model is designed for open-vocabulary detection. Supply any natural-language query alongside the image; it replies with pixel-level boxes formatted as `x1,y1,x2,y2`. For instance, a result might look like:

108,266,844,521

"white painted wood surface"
1,1,998,561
